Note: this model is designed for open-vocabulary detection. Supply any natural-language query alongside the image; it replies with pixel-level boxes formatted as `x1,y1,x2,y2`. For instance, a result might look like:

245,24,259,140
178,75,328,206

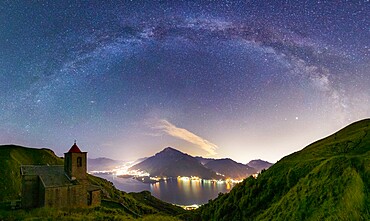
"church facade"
21,143,101,208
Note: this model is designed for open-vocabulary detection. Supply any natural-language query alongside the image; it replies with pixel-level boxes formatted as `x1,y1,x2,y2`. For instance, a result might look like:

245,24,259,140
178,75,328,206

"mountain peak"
130,147,220,179
157,147,185,155
162,147,178,152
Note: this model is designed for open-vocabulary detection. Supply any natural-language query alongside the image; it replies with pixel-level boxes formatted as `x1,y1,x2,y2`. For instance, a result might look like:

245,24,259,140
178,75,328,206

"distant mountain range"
129,147,272,179
246,159,273,172
129,147,222,179
88,157,125,171
203,158,256,180
88,157,147,173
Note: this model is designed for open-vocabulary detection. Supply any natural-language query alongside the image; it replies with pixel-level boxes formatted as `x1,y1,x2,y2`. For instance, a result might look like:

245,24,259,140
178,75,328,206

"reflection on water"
96,174,236,205
150,178,236,205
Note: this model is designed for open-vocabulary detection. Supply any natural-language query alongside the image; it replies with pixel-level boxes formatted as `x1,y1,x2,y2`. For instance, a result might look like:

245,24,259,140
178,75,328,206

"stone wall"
21,175,40,208
89,190,101,207
38,182,45,206
44,185,86,208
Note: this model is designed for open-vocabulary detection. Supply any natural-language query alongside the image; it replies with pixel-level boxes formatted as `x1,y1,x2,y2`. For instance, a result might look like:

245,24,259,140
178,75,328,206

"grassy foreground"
199,119,370,220
0,205,184,221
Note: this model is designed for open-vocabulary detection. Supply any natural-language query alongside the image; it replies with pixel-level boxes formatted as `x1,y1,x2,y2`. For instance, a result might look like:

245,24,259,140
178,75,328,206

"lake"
96,174,237,205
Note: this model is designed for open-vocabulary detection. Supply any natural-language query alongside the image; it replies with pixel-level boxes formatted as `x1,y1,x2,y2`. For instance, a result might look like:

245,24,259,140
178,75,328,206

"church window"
77,157,82,167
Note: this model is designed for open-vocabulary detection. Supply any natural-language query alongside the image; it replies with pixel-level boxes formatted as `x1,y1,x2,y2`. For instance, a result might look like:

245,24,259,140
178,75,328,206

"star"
0,0,368,163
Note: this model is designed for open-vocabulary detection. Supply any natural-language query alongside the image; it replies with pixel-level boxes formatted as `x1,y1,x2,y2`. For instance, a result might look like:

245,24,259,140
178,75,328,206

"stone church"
21,142,101,208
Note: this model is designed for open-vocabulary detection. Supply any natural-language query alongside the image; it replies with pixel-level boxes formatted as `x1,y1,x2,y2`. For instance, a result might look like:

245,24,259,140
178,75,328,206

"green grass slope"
0,145,63,201
0,145,188,220
88,175,186,217
199,119,370,220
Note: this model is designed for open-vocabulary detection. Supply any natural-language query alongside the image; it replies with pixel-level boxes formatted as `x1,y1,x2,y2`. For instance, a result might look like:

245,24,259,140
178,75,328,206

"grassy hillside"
0,145,188,220
88,175,186,217
199,119,370,220
0,145,63,201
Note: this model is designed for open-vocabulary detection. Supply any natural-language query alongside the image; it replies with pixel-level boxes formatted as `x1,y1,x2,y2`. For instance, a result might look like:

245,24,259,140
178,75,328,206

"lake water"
96,174,236,205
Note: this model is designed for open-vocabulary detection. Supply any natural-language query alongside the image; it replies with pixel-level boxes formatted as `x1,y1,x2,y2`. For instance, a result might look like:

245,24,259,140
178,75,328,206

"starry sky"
0,0,369,163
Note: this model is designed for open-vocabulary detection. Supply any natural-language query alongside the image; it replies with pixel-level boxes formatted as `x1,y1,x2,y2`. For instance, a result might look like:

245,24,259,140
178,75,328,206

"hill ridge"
199,118,370,220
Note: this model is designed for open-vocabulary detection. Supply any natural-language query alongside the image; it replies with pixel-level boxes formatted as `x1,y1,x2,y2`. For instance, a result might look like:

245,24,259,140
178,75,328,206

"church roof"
68,142,82,153
21,165,76,188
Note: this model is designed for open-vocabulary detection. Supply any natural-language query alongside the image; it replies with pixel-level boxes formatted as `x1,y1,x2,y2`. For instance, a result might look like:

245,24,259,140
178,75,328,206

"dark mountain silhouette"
130,147,271,180
195,156,272,179
129,147,222,179
204,158,257,179
246,159,273,172
194,156,215,165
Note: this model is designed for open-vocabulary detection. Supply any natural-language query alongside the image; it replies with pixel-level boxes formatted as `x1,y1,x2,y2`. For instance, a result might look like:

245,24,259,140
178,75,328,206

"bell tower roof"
68,141,82,153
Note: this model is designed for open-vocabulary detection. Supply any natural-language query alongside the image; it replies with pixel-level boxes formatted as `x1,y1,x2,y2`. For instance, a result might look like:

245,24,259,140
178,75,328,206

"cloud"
148,119,218,156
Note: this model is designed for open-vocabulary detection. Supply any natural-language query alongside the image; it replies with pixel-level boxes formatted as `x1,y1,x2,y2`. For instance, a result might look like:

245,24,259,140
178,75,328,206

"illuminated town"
90,164,248,185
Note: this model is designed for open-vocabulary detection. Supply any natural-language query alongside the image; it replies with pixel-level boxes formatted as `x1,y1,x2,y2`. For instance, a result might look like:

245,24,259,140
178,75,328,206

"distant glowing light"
178,176,190,181
89,161,150,177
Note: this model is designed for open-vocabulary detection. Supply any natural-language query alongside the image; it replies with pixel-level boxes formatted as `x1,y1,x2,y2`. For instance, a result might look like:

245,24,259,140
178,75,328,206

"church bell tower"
64,141,87,183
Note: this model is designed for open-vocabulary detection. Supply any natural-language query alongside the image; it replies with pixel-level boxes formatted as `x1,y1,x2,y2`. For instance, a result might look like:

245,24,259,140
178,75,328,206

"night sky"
0,1,369,163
